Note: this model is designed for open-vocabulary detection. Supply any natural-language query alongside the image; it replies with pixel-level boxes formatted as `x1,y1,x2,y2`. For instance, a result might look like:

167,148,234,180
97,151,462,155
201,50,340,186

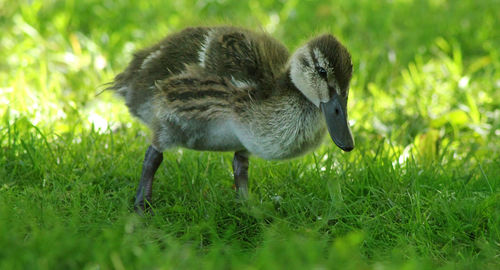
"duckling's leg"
233,151,249,198
134,145,163,213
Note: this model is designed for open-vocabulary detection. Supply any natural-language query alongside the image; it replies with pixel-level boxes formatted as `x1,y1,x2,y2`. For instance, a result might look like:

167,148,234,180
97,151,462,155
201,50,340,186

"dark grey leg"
233,151,249,198
134,145,163,213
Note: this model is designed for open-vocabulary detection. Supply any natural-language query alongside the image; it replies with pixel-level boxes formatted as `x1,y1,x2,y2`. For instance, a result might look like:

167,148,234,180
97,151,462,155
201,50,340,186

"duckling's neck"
275,68,317,112
276,68,301,96
234,68,326,160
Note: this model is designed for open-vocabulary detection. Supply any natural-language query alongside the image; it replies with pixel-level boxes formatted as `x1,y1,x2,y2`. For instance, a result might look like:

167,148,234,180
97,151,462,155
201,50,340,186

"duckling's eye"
316,66,327,78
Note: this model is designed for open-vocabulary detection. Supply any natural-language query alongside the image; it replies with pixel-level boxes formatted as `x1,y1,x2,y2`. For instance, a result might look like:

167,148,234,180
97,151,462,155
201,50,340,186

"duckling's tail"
107,74,157,127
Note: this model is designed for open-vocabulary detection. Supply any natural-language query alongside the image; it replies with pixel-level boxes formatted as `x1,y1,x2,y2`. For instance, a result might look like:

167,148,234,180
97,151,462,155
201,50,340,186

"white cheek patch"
290,48,321,107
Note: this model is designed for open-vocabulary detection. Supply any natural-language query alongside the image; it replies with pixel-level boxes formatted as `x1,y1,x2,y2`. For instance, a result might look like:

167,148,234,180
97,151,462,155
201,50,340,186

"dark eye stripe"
299,56,310,68
316,66,327,78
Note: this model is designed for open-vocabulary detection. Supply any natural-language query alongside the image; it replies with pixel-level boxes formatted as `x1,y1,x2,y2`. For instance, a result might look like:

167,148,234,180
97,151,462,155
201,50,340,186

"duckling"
110,26,354,212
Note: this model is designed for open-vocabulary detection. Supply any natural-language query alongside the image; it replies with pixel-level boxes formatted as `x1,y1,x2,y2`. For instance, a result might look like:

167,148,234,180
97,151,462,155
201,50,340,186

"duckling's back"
110,26,290,126
111,27,208,125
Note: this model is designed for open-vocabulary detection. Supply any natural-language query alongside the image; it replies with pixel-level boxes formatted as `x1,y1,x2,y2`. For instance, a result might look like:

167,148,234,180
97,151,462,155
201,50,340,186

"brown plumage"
108,26,354,213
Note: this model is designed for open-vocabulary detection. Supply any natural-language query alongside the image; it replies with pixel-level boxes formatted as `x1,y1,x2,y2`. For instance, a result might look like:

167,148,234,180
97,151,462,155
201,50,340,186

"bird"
109,26,354,213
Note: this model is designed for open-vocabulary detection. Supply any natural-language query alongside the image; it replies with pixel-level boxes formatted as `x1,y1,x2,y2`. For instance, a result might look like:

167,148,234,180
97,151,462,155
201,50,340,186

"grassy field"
1,0,499,269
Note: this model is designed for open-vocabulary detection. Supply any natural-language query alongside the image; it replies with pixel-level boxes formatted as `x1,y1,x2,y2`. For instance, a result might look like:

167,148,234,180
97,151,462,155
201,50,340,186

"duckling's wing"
206,31,260,81
205,28,289,96
108,27,212,125
154,66,246,121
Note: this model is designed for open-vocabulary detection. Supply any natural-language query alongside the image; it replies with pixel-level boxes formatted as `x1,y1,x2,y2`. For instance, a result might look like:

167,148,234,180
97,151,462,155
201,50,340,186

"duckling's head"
290,34,354,152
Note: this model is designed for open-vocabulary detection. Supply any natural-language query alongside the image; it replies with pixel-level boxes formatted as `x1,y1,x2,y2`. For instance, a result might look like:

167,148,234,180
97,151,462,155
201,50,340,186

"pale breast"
233,96,326,160
235,123,326,160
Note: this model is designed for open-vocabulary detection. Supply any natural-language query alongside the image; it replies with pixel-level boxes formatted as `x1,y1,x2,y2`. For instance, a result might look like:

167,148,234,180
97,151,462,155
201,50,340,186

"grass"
1,0,499,269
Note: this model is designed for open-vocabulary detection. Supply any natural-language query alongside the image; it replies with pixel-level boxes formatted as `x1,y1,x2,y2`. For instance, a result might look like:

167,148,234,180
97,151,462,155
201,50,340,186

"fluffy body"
111,26,351,160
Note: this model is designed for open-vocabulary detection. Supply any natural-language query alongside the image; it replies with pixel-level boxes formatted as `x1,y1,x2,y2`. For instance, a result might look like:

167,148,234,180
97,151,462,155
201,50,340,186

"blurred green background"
1,0,499,269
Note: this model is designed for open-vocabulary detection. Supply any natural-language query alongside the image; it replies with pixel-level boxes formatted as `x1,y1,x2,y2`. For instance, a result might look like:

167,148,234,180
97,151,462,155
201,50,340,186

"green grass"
1,0,499,269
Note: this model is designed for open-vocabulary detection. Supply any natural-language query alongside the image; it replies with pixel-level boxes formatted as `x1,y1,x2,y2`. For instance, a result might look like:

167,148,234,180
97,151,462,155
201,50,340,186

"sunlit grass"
1,0,499,269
